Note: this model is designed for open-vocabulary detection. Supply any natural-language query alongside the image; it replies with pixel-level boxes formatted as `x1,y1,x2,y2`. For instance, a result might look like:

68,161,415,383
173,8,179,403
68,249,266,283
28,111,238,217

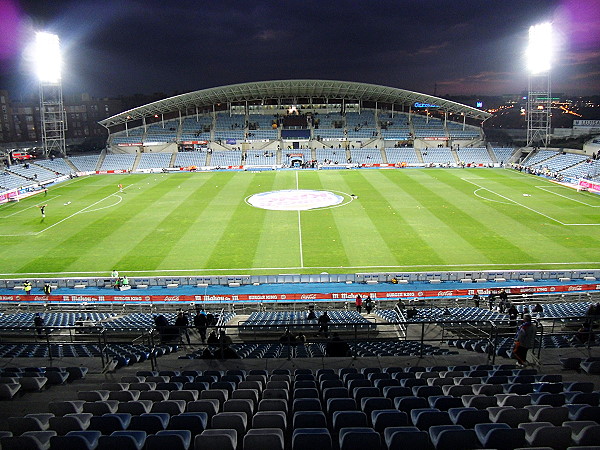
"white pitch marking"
462,178,600,226
79,195,123,214
0,195,61,218
535,185,600,207
472,188,512,205
34,185,133,235
296,170,304,268
2,260,600,277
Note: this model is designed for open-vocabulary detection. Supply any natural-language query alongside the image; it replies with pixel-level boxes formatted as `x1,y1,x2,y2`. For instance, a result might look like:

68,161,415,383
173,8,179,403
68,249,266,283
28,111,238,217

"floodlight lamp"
34,32,61,83
526,22,552,74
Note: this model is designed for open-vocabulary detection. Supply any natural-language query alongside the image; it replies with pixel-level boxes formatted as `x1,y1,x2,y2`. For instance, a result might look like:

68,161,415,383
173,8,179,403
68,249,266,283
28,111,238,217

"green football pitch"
0,168,599,277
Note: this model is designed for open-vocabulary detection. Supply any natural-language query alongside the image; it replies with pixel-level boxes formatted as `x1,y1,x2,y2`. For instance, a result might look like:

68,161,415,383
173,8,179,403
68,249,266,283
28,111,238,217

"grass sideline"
0,168,599,277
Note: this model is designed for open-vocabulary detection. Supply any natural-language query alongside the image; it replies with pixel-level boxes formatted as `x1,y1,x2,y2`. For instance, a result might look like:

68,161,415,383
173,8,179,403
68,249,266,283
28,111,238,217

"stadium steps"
95,149,106,171
64,158,79,173
415,149,424,163
360,137,379,148
486,145,498,163
131,153,142,171
380,147,388,163
169,152,177,168
205,152,212,165
451,148,460,163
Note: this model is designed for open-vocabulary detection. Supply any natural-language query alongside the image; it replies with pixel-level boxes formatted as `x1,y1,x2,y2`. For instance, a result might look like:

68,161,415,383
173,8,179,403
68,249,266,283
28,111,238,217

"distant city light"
526,22,552,74
476,101,483,108
33,32,61,83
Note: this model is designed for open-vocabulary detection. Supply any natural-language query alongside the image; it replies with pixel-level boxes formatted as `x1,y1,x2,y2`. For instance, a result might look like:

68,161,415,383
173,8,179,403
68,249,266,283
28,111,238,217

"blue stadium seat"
429,424,479,450
475,423,526,450
338,427,380,450
384,426,431,450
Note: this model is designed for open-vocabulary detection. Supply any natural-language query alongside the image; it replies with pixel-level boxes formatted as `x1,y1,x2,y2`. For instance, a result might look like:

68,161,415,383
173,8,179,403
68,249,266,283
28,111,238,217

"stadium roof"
99,79,491,128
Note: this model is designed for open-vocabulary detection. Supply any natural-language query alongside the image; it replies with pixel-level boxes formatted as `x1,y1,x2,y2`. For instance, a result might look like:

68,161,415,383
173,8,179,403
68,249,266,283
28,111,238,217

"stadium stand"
447,121,481,139
69,155,101,172
210,150,242,166
455,147,494,165
173,151,207,168
244,151,277,165
379,112,411,140
144,120,179,143
491,147,515,164
421,147,455,165
345,112,378,139
99,154,136,171
6,164,56,183
0,171,30,190
180,116,212,141
385,148,420,164
0,360,596,450
522,149,558,166
350,148,384,164
561,158,600,179
136,153,172,170
315,148,347,165
34,158,74,175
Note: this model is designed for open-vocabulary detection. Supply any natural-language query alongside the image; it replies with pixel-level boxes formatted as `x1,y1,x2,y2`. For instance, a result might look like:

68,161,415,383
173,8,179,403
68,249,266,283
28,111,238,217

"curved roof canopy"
99,79,491,128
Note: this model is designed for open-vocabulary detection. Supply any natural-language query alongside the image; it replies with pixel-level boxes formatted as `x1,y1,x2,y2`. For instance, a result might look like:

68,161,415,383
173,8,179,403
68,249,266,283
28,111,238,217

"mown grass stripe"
353,170,447,266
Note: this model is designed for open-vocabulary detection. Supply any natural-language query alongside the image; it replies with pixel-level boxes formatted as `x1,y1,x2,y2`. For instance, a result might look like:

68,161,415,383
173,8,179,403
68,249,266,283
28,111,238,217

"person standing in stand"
355,295,363,314
513,314,537,367
34,313,44,337
317,311,331,337
364,296,373,314
194,309,208,344
175,311,191,346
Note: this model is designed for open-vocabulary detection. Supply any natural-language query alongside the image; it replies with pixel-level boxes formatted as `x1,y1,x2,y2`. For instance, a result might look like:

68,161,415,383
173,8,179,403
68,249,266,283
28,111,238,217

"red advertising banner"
1,283,597,303
579,179,600,193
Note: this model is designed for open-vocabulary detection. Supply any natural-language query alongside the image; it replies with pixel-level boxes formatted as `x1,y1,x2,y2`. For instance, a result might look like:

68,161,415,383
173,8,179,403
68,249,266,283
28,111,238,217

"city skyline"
0,0,599,100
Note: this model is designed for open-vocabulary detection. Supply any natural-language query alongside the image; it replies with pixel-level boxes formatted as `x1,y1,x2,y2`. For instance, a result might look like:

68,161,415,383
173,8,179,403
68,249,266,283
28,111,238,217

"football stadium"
0,15,600,450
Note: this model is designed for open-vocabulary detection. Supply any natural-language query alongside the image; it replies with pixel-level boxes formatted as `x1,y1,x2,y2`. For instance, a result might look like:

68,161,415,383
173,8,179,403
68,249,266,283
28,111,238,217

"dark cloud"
1,0,598,97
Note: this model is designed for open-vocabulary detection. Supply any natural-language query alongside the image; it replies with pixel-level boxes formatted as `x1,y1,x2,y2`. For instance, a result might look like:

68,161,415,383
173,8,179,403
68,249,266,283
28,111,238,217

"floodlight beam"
34,32,62,83
526,22,552,75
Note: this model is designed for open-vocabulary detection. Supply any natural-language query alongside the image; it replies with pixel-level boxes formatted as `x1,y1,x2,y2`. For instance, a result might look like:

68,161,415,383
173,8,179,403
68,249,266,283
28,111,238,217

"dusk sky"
1,0,599,99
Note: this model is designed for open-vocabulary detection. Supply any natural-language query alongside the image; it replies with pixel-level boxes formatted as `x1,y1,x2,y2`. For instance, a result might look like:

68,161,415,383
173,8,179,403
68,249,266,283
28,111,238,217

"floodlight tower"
526,23,552,148
34,32,67,157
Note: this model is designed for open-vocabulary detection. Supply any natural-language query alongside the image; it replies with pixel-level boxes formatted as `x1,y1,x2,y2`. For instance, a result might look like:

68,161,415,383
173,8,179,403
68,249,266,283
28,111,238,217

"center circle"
247,189,345,211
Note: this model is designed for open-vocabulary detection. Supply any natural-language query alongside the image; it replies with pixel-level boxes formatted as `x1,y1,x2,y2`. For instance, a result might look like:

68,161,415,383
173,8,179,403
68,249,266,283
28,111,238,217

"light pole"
34,32,67,157
526,23,553,149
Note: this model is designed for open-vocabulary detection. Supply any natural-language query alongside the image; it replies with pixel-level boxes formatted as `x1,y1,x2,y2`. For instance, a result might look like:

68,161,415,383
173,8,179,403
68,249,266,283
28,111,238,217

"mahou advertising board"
1,283,597,304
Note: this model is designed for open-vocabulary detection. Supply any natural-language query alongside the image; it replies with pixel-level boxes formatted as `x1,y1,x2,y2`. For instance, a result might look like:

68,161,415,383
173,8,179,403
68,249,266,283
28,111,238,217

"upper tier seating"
180,116,212,141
